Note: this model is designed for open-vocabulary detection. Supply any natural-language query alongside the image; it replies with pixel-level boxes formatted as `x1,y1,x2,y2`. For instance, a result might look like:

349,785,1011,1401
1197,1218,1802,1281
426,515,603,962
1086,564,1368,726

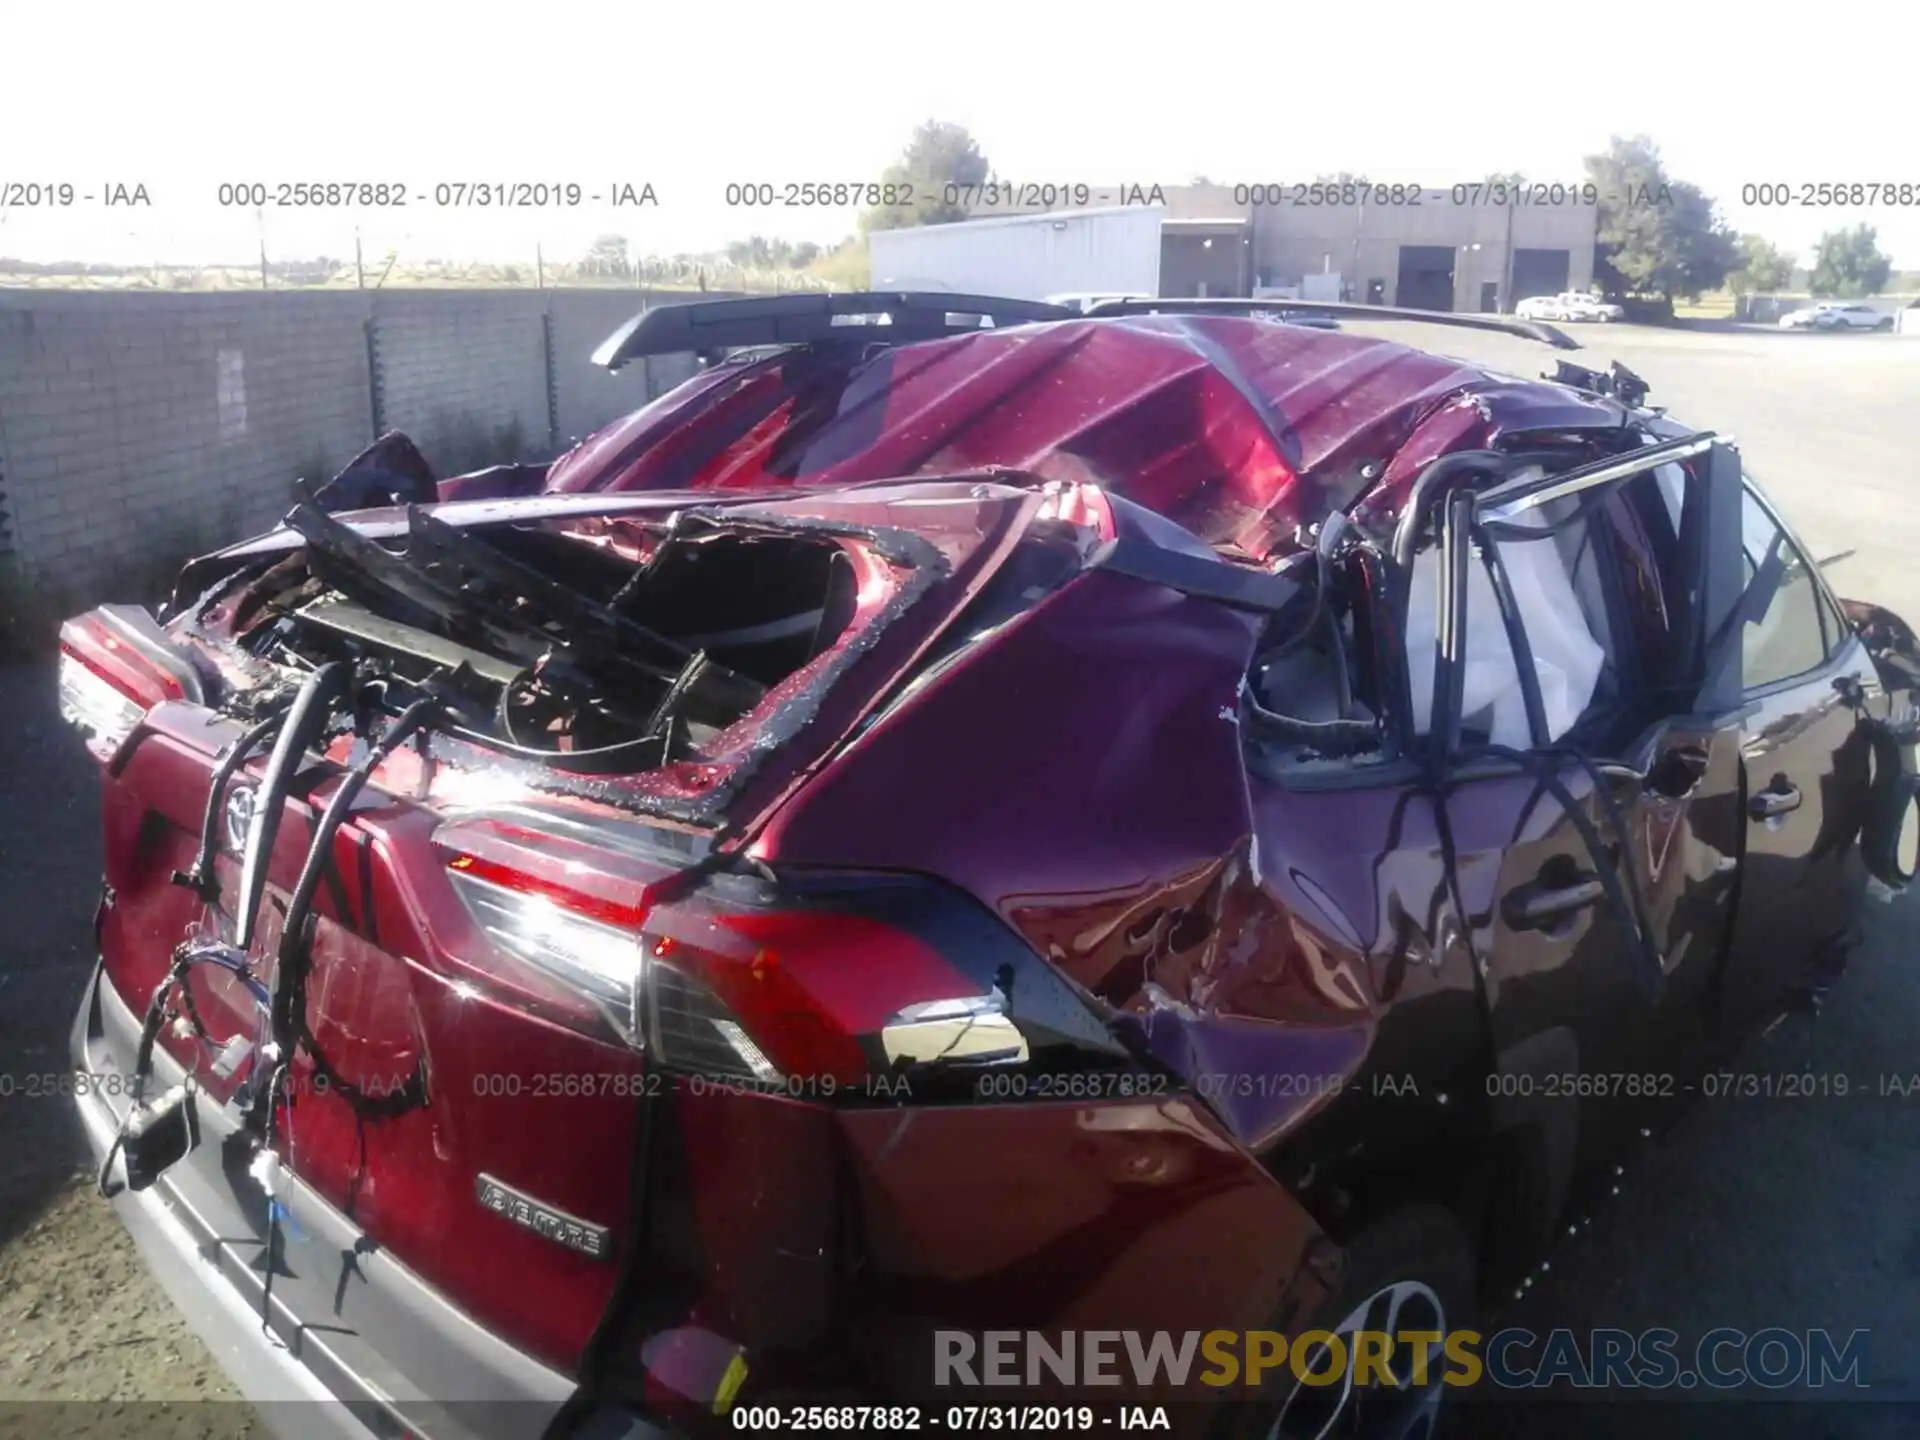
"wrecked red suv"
60,294,1920,1440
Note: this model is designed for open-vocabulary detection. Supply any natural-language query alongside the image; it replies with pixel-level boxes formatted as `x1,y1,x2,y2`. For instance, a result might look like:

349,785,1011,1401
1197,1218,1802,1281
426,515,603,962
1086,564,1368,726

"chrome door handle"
1503,876,1605,931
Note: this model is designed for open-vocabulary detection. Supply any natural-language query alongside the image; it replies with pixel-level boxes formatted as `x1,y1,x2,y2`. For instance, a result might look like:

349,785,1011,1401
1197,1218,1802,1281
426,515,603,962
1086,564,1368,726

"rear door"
1250,441,1744,1284
1715,480,1876,1032
1435,453,1744,1252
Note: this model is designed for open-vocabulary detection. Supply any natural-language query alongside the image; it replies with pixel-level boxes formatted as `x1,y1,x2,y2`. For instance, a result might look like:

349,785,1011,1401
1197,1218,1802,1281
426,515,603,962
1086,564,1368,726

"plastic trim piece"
1082,296,1583,350
593,292,1075,370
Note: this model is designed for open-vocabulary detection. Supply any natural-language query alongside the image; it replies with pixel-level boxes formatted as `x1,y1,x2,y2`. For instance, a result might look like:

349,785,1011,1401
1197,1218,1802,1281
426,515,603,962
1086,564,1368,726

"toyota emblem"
224,784,259,854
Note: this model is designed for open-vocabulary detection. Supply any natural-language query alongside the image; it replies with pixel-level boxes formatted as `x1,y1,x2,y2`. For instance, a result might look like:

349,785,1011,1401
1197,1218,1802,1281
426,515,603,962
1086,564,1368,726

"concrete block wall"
548,291,705,449
0,288,719,613
372,292,549,474
0,293,375,600
548,290,661,451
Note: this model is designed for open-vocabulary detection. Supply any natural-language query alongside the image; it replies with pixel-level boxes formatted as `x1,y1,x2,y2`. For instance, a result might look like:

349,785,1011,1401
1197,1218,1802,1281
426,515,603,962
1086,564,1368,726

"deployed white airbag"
1406,509,1606,747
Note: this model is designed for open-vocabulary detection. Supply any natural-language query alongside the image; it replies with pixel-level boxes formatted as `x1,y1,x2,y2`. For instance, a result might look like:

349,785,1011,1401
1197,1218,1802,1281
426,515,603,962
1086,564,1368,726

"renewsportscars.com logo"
935,1327,1870,1391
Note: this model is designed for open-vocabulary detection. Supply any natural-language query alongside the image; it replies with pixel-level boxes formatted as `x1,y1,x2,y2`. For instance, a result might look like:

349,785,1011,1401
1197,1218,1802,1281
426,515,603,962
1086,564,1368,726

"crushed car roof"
546,314,1635,563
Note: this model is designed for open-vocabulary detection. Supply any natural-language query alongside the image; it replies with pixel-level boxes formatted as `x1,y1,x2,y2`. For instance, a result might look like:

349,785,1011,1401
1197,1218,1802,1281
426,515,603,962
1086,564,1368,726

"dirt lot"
2,320,1918,1436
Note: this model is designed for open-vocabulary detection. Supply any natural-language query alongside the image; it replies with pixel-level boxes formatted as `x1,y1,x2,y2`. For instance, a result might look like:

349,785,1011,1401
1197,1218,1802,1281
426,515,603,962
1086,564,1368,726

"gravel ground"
0,663,260,1437
1,321,1916,1436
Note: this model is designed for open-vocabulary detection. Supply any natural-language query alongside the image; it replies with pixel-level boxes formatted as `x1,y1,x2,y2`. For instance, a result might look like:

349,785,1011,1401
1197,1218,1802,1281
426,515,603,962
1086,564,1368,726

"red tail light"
57,606,204,762
432,815,1130,1091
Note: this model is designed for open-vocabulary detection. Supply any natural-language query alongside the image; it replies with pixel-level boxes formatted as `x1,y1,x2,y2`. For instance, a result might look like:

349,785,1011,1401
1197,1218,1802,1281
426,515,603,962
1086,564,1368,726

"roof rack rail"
1081,297,1582,350
593,292,1075,371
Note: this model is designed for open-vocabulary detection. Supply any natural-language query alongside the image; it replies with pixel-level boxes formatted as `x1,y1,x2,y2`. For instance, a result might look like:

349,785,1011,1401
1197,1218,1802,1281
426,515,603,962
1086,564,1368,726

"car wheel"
1877,317,1895,332
1220,1208,1477,1440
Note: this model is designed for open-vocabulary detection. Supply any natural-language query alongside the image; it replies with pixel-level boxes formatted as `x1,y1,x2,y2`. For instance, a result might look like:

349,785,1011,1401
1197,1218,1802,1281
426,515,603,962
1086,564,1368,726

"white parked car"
1778,301,1895,331
1515,291,1626,323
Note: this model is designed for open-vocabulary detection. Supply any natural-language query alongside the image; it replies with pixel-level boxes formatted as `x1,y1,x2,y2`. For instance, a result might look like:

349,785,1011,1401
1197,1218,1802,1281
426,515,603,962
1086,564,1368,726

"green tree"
725,235,800,269
1809,224,1893,298
584,233,630,277
861,120,992,231
1730,233,1795,294
1584,136,1736,304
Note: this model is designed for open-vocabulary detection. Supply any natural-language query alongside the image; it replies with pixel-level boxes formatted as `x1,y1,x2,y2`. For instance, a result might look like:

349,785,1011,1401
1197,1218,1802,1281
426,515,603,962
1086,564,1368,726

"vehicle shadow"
1467,880,1920,1436
0,661,104,1256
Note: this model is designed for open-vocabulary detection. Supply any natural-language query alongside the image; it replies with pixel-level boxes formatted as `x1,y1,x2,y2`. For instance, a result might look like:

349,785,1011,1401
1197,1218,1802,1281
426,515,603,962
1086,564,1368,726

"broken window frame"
1244,432,1748,788
1431,435,1747,767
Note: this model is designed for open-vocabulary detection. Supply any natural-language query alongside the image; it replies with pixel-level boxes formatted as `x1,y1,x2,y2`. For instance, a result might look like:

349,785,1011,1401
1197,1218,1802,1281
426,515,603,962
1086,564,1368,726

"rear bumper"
68,960,649,1440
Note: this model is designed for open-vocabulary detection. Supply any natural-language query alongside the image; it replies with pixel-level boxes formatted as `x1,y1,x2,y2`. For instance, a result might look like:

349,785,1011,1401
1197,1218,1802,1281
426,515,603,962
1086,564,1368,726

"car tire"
1877,317,1895,332
1215,1207,1478,1440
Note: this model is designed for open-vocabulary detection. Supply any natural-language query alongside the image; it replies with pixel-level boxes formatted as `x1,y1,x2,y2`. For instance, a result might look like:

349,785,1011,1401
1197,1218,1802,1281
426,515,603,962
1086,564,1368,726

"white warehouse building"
867,206,1164,304
868,184,1601,314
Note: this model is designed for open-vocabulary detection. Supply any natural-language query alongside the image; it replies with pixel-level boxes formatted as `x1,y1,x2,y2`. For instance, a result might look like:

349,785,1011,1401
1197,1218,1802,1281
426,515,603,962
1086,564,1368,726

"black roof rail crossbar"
593,292,1076,370
1082,297,1582,351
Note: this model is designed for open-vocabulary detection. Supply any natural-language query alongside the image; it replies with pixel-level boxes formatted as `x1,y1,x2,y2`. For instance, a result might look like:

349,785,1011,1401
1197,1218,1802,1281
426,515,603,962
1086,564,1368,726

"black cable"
1467,742,1666,997
540,841,744,1440
1352,541,1410,752
256,1065,289,1335
1326,604,1354,720
250,697,441,1139
1544,744,1661,968
95,965,182,1198
1473,521,1551,749
1243,693,1380,755
172,711,287,904
1415,480,1663,1004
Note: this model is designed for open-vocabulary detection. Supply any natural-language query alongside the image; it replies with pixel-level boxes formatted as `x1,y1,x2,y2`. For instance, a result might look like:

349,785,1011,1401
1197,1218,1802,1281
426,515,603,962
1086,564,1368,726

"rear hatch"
65,478,1052,1424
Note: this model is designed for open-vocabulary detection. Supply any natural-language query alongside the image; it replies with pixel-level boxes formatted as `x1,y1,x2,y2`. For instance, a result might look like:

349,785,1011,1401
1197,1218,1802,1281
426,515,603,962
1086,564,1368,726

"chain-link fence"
0,254,843,294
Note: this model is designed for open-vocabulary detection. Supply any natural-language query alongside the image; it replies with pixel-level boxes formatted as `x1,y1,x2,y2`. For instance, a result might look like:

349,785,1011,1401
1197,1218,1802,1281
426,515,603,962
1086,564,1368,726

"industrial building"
933,182,1599,313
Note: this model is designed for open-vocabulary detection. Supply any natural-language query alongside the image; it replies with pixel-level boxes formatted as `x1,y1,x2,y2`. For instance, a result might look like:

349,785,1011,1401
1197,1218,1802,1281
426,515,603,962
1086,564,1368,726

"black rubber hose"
1245,693,1380,756
1391,450,1511,574
1326,603,1354,719
235,663,350,952
266,698,439,1056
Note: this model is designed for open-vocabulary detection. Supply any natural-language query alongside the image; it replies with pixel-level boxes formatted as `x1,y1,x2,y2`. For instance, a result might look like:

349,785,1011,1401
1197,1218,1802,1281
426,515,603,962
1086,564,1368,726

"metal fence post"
541,304,561,454
641,288,658,401
364,305,385,441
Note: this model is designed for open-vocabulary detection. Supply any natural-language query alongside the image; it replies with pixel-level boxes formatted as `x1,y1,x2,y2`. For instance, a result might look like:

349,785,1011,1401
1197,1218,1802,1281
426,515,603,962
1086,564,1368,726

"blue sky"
4,0,1916,270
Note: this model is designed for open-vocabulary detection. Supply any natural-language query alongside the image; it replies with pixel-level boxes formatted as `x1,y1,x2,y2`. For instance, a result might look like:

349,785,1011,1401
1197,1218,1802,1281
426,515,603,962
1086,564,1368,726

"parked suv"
62,293,1920,1440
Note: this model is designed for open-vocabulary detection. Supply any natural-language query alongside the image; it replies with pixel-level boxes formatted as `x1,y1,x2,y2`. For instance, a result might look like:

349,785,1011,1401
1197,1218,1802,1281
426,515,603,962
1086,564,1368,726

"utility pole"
257,207,269,290
536,242,545,290
356,229,366,290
